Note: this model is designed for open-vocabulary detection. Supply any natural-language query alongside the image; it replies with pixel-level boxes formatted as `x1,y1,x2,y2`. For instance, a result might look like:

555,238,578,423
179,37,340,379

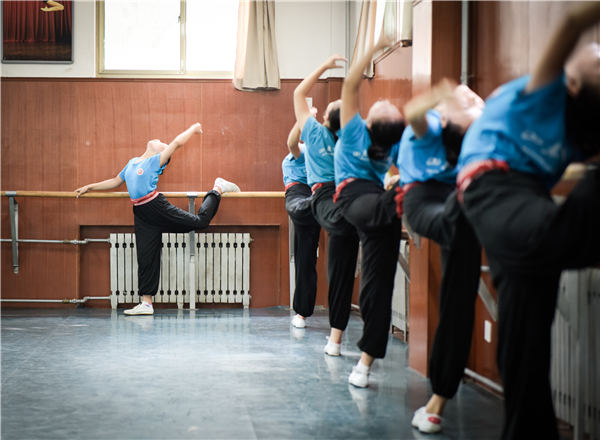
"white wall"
275,0,349,79
1,0,357,79
1,0,95,78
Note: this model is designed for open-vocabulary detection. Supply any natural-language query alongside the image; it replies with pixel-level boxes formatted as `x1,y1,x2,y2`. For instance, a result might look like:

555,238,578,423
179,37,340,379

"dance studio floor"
2,307,504,439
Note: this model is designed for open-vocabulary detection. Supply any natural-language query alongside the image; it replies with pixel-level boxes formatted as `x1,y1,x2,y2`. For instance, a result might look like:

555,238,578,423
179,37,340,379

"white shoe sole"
324,345,341,356
348,374,368,388
124,310,153,315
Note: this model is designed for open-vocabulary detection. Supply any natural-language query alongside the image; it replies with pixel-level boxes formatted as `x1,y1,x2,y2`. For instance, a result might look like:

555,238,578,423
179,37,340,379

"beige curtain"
396,0,413,43
350,0,379,78
233,0,280,91
350,0,413,78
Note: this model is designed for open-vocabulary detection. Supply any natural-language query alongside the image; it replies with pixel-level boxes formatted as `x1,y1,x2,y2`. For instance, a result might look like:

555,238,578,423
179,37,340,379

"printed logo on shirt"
540,142,561,159
426,157,442,167
137,168,144,176
319,145,335,156
521,130,544,146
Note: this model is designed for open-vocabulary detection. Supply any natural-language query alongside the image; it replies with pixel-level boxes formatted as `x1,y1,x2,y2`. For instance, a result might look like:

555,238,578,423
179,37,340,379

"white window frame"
96,0,236,78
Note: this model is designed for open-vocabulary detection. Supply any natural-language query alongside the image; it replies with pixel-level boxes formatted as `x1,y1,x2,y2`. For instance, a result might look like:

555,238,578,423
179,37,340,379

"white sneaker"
411,406,443,433
348,363,370,388
291,314,306,328
324,340,341,356
124,302,154,315
214,177,240,194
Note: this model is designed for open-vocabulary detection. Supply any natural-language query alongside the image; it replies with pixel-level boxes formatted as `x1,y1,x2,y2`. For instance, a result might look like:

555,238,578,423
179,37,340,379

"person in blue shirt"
75,123,240,315
283,121,321,329
336,35,405,388
456,4,600,439
395,80,485,433
293,55,360,357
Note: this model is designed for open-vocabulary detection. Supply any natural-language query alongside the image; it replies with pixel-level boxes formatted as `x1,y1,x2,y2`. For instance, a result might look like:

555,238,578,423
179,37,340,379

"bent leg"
429,206,481,398
292,222,321,317
357,222,402,358
134,217,163,297
494,266,560,440
327,232,359,331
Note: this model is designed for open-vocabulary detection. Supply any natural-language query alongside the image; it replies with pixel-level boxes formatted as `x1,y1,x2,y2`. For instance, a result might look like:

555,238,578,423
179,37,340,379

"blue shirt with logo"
397,110,457,185
118,154,167,199
301,116,337,185
335,112,399,186
282,145,308,186
457,74,576,188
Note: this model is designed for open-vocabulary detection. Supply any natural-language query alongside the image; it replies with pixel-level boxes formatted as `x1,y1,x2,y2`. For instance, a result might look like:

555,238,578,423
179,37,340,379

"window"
97,0,239,77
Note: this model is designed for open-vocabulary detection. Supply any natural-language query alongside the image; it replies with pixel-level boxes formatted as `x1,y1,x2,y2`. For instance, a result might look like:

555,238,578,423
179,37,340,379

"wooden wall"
470,1,600,99
1,78,339,309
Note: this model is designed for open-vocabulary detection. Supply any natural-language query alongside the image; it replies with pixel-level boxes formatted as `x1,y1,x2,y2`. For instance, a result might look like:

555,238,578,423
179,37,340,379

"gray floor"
1,307,503,440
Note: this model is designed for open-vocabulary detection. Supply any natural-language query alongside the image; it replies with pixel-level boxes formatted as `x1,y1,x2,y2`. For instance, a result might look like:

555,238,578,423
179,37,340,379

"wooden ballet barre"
1,191,285,198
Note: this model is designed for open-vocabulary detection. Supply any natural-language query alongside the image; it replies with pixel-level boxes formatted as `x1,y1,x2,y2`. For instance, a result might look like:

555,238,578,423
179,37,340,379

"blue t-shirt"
118,154,167,200
334,113,399,186
457,74,576,188
281,145,308,186
397,110,457,185
300,116,336,185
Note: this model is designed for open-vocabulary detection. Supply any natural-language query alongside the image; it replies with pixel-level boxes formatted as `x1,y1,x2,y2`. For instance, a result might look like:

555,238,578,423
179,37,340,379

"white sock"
142,301,152,307
355,361,370,374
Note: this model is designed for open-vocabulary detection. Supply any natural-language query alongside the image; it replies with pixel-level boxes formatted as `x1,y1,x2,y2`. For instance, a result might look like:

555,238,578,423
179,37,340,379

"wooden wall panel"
359,46,412,116
470,1,600,99
1,78,337,309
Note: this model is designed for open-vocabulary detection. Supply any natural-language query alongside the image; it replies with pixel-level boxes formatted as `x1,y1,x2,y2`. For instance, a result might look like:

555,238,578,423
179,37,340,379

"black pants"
285,184,321,317
337,179,402,358
403,180,481,398
311,183,359,331
133,191,221,296
461,167,600,440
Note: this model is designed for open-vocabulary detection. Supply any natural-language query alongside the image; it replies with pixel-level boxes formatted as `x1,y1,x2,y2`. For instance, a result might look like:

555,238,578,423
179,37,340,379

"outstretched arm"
403,79,454,138
293,55,346,131
160,122,203,166
341,34,394,127
287,122,302,158
526,3,600,93
75,175,124,198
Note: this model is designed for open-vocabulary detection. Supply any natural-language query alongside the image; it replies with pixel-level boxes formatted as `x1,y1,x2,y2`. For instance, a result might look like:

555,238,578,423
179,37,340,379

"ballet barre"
1,190,284,274
1,190,285,198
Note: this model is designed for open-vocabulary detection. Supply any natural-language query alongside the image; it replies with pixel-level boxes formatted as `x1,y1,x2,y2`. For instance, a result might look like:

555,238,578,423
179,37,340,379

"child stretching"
75,123,240,315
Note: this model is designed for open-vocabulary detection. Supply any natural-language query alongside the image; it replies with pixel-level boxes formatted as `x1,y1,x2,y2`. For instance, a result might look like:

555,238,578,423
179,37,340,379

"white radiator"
391,239,410,337
110,232,251,309
552,269,600,439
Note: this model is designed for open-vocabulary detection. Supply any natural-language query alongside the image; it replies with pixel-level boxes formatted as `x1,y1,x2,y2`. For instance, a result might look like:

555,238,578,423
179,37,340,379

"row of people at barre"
283,4,600,439
74,3,599,439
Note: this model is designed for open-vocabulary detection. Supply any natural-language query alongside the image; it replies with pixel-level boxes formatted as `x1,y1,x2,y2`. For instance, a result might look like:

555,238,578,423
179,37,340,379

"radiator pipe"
0,238,110,245
0,296,111,304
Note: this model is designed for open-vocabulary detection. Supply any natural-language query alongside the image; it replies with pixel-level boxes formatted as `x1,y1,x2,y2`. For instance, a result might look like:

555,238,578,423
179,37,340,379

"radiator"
110,232,251,309
391,239,410,337
552,269,600,439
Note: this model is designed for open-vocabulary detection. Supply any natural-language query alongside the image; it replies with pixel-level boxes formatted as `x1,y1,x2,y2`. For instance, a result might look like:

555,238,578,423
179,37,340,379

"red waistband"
311,181,334,194
131,190,159,206
457,159,510,201
333,178,356,203
402,182,420,195
284,182,302,191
